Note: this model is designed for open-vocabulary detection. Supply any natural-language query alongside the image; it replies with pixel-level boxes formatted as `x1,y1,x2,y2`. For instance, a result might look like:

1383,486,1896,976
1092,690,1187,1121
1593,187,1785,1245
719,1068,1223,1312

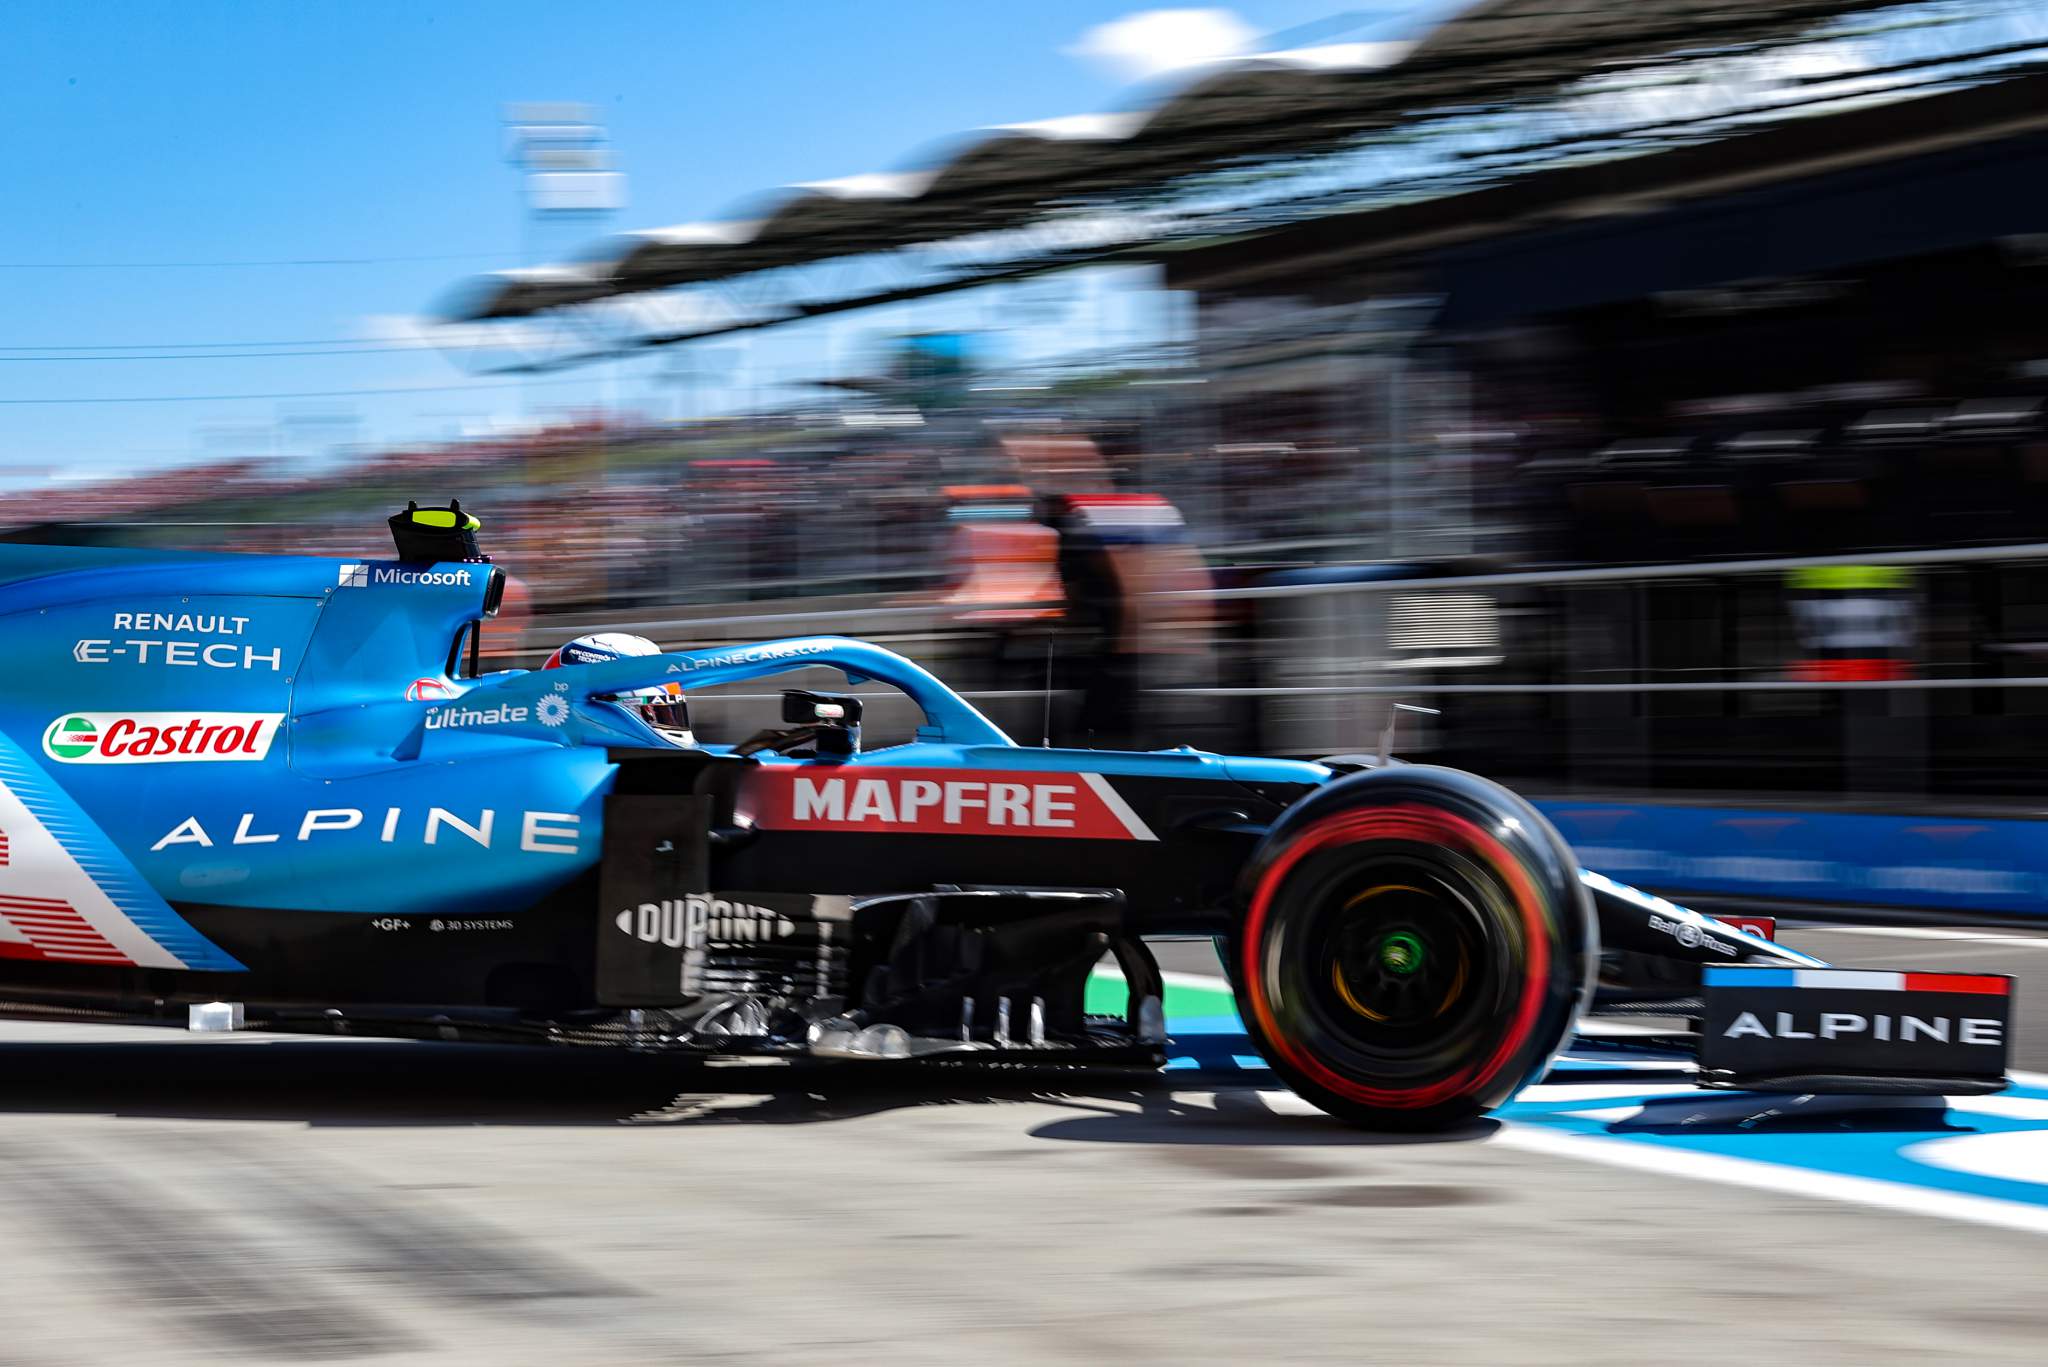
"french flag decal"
1705,966,2011,995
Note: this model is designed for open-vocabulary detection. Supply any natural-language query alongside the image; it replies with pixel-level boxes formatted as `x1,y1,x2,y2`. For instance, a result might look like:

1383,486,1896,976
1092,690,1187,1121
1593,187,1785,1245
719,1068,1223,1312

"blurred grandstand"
18,0,2048,916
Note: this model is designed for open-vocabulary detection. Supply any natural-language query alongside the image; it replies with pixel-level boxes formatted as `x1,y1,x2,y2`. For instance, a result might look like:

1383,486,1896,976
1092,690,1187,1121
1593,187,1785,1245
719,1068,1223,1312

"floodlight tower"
502,104,627,419
504,103,624,248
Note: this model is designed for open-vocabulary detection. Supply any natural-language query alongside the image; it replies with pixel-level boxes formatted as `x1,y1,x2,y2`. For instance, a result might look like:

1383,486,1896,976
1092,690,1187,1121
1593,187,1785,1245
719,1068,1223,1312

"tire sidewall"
1235,766,1595,1128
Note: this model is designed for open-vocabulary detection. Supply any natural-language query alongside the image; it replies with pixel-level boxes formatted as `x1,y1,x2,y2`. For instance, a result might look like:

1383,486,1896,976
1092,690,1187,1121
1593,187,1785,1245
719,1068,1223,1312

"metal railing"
509,539,2048,804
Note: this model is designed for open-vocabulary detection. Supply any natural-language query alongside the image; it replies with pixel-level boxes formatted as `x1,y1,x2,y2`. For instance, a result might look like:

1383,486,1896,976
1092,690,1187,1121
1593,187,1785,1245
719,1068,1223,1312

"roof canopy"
441,0,1919,325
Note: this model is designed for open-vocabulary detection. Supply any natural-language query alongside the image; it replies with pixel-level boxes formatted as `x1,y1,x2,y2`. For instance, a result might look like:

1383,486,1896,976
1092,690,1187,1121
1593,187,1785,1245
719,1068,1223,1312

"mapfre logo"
739,767,1157,841
43,711,282,765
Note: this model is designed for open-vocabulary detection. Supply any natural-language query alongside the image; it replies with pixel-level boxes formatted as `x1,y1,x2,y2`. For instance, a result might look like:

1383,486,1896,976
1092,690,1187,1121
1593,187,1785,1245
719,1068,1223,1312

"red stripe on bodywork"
0,898,131,966
1902,973,2009,995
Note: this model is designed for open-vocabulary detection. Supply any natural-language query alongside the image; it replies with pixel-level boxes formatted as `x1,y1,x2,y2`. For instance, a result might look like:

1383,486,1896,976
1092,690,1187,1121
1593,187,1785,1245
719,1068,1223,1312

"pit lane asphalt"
1153,923,2048,1071
0,921,2044,1366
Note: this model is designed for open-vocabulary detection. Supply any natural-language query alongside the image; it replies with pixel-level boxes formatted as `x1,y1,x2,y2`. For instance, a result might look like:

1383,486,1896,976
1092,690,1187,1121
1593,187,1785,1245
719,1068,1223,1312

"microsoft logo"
337,563,370,588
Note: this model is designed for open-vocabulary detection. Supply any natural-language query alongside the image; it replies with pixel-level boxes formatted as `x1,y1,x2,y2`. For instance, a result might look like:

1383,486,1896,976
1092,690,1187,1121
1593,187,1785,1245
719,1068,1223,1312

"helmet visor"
624,681,690,735
641,698,691,732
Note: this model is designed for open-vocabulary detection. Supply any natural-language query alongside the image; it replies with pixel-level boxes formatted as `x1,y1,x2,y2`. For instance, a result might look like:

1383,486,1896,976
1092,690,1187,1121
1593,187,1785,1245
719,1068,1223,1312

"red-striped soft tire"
1234,766,1596,1130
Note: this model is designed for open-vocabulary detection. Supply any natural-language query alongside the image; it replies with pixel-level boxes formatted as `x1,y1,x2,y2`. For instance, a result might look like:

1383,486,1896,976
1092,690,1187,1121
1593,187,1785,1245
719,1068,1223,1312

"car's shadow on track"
0,1034,1495,1147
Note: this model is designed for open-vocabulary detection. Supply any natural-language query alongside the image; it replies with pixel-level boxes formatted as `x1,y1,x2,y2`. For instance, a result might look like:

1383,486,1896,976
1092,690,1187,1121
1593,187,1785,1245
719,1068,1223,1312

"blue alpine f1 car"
0,505,2014,1128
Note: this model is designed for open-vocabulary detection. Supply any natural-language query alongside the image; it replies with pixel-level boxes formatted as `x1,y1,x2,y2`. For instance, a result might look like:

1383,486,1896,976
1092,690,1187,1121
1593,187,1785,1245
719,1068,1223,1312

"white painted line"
1236,1088,1325,1118
1794,925,2048,945
1079,772,1159,841
1091,965,1233,993
1904,1130,2048,1186
1574,1019,1678,1038
1948,1095,2048,1121
1496,1122,2048,1237
1555,1054,1696,1072
1518,1083,1699,1103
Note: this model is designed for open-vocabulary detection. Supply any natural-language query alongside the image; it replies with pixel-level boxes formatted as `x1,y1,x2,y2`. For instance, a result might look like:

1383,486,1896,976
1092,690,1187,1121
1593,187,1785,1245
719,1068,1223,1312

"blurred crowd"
13,254,2048,775
0,401,1392,613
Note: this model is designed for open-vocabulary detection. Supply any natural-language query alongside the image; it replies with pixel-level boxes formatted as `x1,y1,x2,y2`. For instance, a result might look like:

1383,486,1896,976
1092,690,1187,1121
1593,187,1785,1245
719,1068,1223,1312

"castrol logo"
42,712,282,765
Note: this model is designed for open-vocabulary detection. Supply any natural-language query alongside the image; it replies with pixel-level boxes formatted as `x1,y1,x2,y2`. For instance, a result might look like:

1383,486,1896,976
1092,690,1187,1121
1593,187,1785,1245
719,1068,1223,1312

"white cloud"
1065,8,1257,84
358,312,552,354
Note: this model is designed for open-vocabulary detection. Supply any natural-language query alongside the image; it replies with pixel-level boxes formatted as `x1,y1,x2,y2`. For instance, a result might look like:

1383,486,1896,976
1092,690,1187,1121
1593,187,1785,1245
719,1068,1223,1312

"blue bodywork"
0,543,1327,973
7,539,1996,1113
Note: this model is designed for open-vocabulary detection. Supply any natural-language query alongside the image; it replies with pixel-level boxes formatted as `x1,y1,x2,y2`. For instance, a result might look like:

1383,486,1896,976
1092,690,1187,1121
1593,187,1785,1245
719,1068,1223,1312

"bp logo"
535,692,571,727
43,715,99,760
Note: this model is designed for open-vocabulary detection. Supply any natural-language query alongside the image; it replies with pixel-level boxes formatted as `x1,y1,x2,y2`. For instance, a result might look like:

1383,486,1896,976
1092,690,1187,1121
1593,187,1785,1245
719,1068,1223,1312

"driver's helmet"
541,632,692,741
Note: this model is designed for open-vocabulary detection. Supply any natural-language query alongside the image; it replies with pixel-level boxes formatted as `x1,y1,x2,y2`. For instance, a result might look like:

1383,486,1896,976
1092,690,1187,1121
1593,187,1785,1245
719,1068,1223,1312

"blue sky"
0,2,1437,483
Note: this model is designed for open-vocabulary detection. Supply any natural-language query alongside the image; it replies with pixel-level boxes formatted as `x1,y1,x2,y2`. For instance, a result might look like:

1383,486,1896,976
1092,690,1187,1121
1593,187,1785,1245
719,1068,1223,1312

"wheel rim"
1324,888,1470,1026
1298,861,1498,1073
1239,799,1567,1113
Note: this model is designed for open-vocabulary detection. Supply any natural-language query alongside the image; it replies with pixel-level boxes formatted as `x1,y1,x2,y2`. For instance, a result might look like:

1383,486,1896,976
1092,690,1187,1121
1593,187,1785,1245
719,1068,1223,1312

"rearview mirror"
782,690,864,727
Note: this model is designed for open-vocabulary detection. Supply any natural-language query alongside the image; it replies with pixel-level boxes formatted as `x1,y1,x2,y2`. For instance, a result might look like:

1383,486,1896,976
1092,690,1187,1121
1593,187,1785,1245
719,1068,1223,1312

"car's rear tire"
1234,766,1595,1130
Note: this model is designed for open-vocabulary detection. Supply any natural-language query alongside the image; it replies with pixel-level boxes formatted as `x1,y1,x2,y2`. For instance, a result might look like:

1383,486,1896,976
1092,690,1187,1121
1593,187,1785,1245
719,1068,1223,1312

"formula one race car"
0,505,2013,1128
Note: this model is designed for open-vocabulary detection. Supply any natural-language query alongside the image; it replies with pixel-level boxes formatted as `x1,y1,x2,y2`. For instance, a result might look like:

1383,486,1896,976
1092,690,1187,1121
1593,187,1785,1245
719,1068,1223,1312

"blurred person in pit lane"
1006,436,1214,750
